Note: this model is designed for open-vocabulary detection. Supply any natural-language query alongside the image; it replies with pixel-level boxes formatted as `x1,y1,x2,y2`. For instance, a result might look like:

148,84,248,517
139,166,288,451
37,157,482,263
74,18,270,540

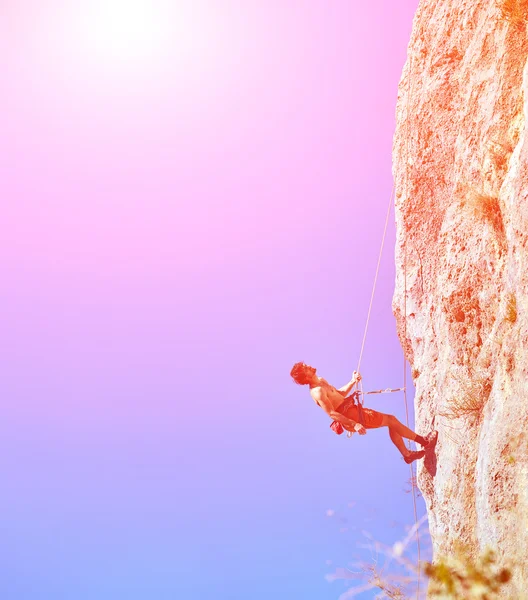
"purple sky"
1,2,424,599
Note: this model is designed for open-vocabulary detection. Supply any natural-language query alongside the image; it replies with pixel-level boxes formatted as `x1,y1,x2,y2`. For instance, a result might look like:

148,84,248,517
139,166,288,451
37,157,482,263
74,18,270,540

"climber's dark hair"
290,362,313,385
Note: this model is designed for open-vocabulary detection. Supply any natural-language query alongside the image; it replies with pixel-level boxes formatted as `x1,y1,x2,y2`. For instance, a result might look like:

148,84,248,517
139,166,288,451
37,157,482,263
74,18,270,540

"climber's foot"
404,450,426,464
422,430,438,448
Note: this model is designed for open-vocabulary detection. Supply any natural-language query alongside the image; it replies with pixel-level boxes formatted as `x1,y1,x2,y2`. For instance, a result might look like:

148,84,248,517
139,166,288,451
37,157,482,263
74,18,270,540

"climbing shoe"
404,450,426,464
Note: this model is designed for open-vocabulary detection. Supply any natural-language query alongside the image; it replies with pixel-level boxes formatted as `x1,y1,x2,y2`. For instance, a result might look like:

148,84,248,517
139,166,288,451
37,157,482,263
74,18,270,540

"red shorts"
342,404,384,430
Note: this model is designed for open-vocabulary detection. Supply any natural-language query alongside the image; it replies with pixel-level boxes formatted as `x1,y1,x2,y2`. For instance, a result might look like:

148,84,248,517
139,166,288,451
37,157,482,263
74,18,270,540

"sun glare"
71,0,214,73
54,0,229,100
85,0,169,63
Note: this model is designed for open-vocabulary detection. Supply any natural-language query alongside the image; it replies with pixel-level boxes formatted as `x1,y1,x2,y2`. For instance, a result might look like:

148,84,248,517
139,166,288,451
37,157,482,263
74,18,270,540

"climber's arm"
337,371,362,396
313,387,360,430
330,410,360,431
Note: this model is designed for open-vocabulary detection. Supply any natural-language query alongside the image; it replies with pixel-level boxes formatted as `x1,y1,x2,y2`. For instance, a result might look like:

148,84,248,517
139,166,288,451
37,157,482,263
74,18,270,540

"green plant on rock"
487,138,515,172
441,395,486,421
505,293,517,324
326,517,515,600
426,545,512,599
440,367,492,422
464,189,505,236
498,0,528,29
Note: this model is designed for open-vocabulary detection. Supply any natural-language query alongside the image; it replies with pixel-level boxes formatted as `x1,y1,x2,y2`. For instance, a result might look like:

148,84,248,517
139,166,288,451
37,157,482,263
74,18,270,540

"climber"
290,362,437,464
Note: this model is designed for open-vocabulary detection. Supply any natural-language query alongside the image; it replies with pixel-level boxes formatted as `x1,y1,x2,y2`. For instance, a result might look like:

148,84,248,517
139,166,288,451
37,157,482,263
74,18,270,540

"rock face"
392,0,528,594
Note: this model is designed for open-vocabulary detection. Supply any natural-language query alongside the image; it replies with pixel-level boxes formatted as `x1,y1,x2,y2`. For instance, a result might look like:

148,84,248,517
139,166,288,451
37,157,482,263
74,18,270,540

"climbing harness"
403,35,421,600
329,386,407,436
329,391,366,436
362,387,406,396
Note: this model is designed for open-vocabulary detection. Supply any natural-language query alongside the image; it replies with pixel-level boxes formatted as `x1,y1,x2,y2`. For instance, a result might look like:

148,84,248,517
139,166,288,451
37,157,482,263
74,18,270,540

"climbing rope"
351,38,422,599
402,29,422,600
355,177,422,599
404,241,422,599
356,183,395,375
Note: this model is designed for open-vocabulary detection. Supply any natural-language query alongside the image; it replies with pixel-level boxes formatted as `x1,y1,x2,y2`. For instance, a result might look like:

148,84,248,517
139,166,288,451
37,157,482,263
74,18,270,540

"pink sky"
1,2,422,599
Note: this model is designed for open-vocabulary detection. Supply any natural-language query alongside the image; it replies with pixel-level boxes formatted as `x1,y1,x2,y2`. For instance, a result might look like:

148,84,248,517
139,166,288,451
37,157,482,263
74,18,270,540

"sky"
1,1,424,599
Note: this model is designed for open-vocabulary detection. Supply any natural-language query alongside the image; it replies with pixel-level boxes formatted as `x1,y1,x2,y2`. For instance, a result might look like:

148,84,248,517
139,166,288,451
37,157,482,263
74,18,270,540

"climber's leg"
388,427,410,457
380,414,418,441
382,414,427,462
387,426,425,462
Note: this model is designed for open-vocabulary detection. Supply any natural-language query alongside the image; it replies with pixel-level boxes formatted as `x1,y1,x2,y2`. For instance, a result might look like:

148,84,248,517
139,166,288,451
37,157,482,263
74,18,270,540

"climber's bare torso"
310,378,344,414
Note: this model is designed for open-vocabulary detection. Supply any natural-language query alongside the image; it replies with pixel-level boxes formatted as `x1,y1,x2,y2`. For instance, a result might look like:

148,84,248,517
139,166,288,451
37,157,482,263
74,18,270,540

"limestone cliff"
392,0,528,594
